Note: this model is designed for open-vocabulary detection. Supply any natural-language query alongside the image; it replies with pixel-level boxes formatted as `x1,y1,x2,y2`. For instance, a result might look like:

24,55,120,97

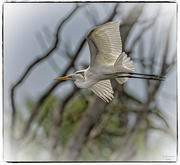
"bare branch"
127,16,159,54
108,4,173,161
60,4,137,161
8,3,176,161
161,14,175,76
19,38,86,142
10,4,87,145
61,96,108,160
165,52,176,75
120,3,146,47
36,31,60,73
50,86,79,160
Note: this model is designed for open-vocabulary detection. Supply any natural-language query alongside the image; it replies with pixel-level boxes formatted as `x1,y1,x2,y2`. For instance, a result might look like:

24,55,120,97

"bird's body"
55,21,165,102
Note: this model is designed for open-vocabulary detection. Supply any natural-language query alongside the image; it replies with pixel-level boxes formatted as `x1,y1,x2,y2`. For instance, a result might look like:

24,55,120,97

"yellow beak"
54,75,72,81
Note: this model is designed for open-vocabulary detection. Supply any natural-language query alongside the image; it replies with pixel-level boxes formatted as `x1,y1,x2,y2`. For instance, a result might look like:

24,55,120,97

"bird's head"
54,70,85,81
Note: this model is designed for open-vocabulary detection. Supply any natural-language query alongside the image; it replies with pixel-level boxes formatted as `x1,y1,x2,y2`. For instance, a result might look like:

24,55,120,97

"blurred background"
4,2,177,161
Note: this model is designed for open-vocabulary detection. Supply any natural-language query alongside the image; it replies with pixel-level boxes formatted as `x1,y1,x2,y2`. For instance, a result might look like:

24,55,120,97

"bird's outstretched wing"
90,80,114,102
86,21,122,67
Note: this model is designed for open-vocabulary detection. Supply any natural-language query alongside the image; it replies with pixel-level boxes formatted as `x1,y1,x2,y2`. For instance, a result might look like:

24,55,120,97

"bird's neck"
75,79,93,88
73,74,95,88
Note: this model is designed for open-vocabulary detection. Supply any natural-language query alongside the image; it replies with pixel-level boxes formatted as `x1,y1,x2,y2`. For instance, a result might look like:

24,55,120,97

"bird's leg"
117,75,165,81
115,72,165,81
116,72,165,78
105,72,165,81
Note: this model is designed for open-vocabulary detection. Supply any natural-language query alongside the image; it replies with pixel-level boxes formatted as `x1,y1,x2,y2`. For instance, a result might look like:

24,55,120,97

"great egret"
54,21,165,102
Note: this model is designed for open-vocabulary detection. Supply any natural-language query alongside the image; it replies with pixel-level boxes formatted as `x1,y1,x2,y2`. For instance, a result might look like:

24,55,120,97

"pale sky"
3,2,177,160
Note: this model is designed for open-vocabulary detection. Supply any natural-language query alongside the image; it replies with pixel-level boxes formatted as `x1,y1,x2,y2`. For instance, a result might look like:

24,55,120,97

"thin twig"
19,38,86,142
10,4,86,144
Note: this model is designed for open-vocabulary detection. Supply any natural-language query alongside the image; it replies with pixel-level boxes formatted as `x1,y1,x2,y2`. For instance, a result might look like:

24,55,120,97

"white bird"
54,21,165,102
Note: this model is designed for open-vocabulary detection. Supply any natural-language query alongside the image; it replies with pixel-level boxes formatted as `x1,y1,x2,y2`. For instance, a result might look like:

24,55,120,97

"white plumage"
90,80,114,102
55,20,164,102
85,21,134,102
86,21,122,66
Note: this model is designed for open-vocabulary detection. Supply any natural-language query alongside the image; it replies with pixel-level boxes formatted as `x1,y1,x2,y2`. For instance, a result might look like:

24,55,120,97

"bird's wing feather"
86,21,122,66
90,79,114,102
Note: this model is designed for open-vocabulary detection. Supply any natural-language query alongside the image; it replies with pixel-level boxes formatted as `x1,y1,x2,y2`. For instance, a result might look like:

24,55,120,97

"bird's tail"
114,52,135,84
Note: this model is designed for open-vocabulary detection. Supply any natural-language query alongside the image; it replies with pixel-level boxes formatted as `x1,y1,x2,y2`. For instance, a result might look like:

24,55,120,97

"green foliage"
26,95,57,136
21,89,174,161
59,90,89,148
134,130,146,159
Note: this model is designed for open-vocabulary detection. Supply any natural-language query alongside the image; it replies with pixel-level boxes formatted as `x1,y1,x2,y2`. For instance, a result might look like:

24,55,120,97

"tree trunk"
61,96,107,160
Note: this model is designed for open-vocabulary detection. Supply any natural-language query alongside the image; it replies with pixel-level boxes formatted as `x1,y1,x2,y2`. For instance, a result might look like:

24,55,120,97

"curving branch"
8,2,176,161
61,96,108,160
110,11,176,160
120,3,146,48
10,3,86,151
60,3,135,160
50,86,79,160
19,38,86,142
